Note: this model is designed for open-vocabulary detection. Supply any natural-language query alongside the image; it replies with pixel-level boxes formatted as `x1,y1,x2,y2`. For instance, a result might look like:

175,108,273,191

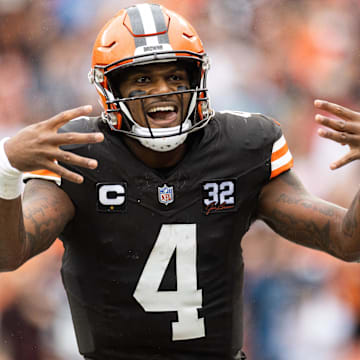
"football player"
0,4,359,360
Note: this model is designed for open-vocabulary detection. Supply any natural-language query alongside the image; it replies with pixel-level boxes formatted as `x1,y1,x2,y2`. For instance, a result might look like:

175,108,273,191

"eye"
169,74,182,81
136,76,150,84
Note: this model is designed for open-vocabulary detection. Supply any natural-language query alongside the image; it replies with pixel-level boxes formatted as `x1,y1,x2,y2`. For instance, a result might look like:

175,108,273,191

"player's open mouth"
147,105,178,123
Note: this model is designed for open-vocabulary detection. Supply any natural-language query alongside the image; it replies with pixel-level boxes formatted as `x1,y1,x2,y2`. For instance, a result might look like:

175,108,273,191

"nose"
149,77,171,95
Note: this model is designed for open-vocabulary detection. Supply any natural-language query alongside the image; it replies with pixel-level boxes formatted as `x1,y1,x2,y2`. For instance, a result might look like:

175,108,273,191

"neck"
123,137,187,169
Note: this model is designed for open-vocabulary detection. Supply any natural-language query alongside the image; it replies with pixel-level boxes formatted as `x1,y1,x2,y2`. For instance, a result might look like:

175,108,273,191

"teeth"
148,106,175,113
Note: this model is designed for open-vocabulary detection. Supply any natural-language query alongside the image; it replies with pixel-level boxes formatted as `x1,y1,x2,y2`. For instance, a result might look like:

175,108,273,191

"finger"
317,127,346,144
317,127,360,146
315,114,358,133
329,151,360,170
46,161,84,184
314,100,360,121
57,150,98,170
45,105,93,129
52,132,104,146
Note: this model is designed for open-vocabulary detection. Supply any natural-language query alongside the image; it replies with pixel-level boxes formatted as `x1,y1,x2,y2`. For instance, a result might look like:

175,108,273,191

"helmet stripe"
149,4,170,45
136,4,157,35
126,6,147,47
127,4,170,51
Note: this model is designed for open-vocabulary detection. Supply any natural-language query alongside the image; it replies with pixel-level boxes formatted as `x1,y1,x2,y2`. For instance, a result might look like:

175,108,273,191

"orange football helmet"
88,3,213,151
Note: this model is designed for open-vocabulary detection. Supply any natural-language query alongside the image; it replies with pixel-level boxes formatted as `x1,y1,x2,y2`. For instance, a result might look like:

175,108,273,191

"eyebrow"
130,65,187,76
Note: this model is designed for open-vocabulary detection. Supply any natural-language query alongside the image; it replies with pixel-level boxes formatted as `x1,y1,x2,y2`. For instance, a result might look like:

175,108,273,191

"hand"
314,99,360,170
4,105,104,183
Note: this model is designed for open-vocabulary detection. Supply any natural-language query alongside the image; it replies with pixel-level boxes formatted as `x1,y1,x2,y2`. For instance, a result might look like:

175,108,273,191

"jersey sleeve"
216,110,293,181
255,113,293,180
270,133,293,179
23,169,61,185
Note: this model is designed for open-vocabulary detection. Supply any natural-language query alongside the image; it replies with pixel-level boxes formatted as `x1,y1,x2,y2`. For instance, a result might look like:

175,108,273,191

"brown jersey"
26,111,293,359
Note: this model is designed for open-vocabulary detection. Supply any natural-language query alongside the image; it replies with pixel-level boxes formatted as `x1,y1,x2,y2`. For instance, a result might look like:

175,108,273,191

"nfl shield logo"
158,184,174,206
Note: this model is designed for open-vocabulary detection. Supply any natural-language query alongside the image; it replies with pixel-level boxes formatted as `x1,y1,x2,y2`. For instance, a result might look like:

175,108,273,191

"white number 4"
133,224,205,341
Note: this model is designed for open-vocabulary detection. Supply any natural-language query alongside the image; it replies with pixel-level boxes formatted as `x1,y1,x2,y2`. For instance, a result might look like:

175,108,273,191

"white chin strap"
132,119,192,152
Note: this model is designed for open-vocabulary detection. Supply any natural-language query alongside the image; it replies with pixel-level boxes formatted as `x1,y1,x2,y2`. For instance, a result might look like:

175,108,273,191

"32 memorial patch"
202,179,236,215
96,182,127,213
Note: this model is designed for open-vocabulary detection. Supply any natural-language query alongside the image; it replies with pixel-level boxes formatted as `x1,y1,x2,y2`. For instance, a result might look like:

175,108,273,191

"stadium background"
0,0,360,359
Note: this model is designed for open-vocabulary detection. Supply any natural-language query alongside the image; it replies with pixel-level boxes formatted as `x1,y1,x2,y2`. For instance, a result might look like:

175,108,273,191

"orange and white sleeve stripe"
23,169,61,185
270,135,293,179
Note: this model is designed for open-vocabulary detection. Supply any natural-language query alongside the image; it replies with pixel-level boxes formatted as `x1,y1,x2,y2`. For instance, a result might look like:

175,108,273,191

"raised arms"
258,100,360,262
0,106,104,271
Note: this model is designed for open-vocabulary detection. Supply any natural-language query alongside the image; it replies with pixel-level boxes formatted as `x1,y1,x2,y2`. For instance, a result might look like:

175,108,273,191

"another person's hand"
314,99,360,170
4,106,104,183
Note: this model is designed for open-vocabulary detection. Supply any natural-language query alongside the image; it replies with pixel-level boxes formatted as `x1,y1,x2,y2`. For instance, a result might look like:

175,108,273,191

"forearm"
0,106,100,270
286,191,360,262
260,193,349,259
258,171,360,261
0,137,28,270
340,190,360,261
271,193,360,262
0,197,28,271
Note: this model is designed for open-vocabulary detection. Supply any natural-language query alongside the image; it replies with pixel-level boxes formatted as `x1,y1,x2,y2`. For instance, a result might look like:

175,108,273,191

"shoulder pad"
218,110,279,125
216,110,282,148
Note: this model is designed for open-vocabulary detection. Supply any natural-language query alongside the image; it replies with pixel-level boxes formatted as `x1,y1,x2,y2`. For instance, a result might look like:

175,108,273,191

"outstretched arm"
314,99,360,170
257,170,360,262
0,106,104,271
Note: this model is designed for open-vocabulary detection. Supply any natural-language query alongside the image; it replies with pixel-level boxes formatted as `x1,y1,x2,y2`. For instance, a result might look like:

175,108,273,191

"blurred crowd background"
1,0,360,359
